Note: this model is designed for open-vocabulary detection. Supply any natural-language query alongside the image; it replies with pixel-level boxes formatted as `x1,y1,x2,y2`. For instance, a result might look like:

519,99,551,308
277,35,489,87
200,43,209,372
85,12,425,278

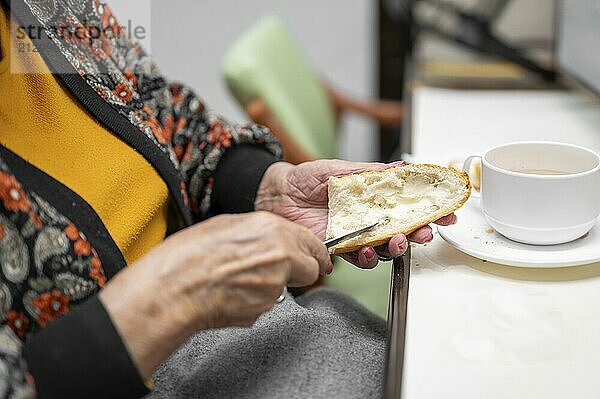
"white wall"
109,0,378,161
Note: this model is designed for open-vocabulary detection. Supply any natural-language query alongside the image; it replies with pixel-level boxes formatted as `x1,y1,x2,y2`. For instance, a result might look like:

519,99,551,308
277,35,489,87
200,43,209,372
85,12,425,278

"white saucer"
437,197,600,268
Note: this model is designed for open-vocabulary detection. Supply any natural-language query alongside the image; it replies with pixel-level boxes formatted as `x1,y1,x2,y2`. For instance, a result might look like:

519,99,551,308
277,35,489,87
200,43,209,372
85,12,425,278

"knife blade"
323,222,380,248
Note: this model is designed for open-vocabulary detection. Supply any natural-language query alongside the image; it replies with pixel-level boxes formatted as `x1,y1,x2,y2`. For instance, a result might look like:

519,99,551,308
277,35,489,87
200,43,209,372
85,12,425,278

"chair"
223,16,403,164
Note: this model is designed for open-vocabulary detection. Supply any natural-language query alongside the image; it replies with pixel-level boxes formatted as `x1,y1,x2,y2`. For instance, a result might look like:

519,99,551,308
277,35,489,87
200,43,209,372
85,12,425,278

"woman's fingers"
407,225,433,243
287,223,331,285
336,216,458,268
371,234,409,260
340,247,378,269
346,235,409,267
338,231,421,268
287,255,320,287
357,247,378,269
433,213,457,226
387,234,409,257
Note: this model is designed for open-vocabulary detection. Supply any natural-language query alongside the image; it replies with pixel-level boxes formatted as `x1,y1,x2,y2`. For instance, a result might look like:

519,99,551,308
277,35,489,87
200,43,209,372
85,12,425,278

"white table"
400,87,600,399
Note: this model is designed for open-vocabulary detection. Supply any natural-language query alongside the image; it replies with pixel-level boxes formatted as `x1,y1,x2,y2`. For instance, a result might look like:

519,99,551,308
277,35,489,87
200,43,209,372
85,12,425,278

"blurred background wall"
110,0,378,161
110,0,554,161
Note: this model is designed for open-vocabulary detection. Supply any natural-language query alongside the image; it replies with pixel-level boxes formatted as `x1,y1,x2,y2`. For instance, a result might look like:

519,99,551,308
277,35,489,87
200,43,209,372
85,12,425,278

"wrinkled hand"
255,160,457,269
100,212,329,378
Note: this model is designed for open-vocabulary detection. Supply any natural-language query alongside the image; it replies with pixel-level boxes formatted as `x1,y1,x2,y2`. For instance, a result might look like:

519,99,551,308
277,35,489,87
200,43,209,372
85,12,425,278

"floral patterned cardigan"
0,0,281,397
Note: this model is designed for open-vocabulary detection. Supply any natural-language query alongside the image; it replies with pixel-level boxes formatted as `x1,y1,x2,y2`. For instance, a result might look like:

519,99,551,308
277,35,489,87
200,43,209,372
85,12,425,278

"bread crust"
328,164,471,254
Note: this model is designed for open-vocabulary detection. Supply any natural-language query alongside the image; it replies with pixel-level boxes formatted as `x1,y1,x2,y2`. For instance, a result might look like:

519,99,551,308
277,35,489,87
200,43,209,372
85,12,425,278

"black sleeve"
24,296,149,399
151,80,282,221
211,144,280,214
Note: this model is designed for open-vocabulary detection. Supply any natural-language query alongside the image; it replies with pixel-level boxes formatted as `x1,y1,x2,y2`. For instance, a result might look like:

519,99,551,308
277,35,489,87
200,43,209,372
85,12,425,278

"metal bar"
384,245,411,399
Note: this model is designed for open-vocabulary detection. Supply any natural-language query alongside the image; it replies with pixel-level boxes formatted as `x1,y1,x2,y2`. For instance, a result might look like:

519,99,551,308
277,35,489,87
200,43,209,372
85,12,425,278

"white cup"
464,141,600,245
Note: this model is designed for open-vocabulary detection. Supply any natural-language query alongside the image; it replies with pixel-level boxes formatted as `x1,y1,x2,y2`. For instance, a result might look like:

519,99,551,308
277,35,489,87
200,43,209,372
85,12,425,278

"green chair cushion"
326,257,391,319
223,16,337,159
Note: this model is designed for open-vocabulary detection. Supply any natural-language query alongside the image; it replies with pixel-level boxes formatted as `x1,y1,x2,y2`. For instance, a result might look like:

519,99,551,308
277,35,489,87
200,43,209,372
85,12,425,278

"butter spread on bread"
326,164,471,254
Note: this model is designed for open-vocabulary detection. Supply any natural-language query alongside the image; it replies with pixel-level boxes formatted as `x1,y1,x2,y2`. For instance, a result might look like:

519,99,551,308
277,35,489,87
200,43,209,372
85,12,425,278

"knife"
323,222,380,248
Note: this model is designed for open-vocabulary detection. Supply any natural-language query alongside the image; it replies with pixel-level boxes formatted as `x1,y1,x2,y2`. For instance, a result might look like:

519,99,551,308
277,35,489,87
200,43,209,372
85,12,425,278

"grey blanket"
148,288,386,399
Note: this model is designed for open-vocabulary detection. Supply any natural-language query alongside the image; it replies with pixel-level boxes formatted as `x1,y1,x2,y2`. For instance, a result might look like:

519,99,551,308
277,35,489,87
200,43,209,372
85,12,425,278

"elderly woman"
0,1,455,398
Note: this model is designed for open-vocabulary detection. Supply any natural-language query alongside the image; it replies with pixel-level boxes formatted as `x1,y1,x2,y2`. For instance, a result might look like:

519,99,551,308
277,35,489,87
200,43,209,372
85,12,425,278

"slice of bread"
326,164,471,254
